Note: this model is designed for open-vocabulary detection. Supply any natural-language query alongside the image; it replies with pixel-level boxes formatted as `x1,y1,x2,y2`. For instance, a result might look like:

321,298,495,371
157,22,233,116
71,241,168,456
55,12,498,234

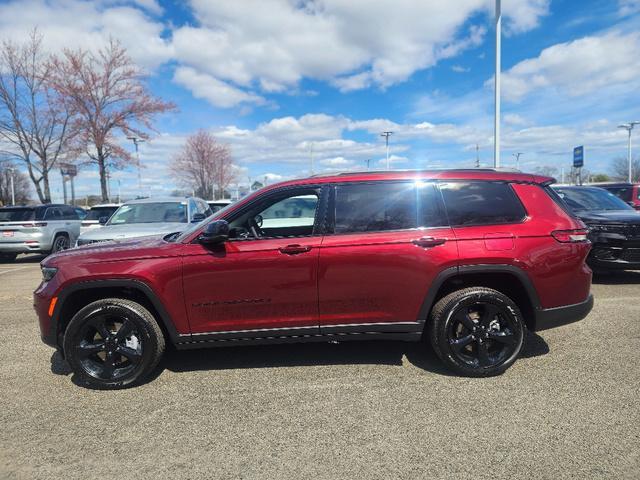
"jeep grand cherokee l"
34,170,594,389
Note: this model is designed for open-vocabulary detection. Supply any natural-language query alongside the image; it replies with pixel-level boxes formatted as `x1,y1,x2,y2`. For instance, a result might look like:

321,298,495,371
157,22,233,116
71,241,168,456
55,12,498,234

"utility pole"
618,122,640,183
381,131,393,170
365,159,371,171
127,136,145,194
512,152,523,170
475,144,480,168
494,0,501,168
7,167,15,205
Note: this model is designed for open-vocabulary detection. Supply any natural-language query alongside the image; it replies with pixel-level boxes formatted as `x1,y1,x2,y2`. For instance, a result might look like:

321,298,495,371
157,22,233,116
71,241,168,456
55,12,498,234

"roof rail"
309,167,522,178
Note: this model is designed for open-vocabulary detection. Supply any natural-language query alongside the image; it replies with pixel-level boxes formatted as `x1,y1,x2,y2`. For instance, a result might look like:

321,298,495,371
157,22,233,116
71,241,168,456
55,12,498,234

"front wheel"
429,287,525,377
63,298,165,389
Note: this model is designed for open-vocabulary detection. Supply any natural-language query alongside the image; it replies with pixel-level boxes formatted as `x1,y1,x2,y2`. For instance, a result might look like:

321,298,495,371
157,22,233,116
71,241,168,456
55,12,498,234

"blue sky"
1,0,639,201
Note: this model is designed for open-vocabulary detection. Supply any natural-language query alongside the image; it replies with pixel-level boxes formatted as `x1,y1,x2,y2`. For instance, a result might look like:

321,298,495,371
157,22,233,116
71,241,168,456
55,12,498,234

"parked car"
207,199,233,214
0,204,80,262
74,207,87,220
35,170,593,389
591,182,640,210
76,197,212,246
80,203,121,234
553,185,640,271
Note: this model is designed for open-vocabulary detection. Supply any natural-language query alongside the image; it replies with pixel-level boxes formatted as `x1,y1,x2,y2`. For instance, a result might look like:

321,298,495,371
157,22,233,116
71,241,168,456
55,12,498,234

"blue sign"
573,146,584,168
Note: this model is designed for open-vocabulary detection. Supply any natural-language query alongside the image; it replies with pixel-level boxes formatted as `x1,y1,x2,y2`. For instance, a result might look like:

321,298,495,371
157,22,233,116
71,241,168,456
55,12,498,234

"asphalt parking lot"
0,255,638,480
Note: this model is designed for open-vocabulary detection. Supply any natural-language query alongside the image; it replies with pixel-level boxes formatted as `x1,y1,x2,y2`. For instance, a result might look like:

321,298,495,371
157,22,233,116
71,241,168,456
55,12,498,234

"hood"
45,235,179,266
574,210,640,225
78,222,187,241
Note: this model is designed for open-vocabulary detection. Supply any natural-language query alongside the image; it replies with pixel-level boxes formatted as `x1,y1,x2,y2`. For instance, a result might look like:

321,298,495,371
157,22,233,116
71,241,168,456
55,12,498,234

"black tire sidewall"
52,234,69,253
63,300,162,389
431,288,526,377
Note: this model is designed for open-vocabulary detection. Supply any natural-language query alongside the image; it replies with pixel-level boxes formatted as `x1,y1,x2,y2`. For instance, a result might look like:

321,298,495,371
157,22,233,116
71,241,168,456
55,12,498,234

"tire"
0,253,17,263
51,233,70,254
429,287,526,377
63,298,165,389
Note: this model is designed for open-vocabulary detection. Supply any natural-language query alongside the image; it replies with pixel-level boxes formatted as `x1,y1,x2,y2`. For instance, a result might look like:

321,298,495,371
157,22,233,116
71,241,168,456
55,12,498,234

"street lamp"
618,122,640,183
7,167,15,205
494,0,501,168
381,131,393,170
512,152,523,170
127,136,145,194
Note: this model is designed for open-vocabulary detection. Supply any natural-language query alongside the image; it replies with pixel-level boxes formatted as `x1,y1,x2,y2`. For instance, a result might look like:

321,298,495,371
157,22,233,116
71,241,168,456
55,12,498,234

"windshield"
85,206,119,221
554,188,633,212
108,202,187,225
0,208,35,222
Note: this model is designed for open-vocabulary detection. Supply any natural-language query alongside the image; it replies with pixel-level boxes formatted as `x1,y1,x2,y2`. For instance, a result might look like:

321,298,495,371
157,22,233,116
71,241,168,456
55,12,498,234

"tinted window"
603,186,632,202
44,208,62,220
440,182,526,226
554,187,633,212
85,206,119,221
62,207,79,219
0,208,35,222
334,182,445,233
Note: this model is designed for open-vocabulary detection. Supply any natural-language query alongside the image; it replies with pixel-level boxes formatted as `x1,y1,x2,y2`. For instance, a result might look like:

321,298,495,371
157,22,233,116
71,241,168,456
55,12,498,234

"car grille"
589,224,640,239
621,249,640,263
77,238,111,246
622,225,640,239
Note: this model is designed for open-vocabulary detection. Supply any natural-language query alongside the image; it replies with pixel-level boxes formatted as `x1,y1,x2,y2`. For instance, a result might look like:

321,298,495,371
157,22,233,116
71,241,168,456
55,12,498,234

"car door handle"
279,244,312,255
411,237,446,248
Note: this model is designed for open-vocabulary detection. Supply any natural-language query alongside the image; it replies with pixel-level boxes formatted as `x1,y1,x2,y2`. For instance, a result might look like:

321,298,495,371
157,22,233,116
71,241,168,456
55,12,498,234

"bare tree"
0,160,31,205
611,156,640,182
0,31,77,203
49,40,175,201
170,130,236,200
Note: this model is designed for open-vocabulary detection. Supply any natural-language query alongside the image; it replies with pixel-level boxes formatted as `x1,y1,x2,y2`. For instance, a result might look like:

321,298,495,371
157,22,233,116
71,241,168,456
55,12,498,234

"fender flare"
416,264,542,323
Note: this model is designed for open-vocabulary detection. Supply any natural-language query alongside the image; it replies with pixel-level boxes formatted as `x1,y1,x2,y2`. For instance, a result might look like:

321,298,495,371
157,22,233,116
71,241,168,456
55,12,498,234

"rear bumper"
0,241,49,254
533,294,594,331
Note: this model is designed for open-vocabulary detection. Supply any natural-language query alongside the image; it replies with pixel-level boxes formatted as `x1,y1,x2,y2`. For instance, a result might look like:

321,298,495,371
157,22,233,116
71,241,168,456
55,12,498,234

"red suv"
34,170,594,388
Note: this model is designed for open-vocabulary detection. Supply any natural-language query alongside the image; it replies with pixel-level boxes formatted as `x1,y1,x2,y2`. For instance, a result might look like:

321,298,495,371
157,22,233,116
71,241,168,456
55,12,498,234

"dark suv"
34,170,594,389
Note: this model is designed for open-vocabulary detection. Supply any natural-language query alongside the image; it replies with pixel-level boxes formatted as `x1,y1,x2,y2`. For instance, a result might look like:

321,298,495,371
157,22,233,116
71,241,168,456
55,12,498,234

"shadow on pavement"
0,254,47,265
50,331,550,386
592,270,640,285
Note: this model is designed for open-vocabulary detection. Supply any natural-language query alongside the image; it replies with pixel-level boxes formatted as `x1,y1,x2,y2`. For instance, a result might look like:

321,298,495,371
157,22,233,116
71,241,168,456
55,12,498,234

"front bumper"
33,282,59,348
534,294,594,331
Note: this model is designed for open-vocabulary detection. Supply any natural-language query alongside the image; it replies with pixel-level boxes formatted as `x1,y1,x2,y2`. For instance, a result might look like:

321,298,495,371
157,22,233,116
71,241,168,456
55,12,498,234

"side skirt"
175,331,423,350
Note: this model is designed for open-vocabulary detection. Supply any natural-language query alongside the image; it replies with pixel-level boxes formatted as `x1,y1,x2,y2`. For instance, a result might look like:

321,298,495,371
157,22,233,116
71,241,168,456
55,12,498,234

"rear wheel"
0,253,17,263
63,298,165,389
429,287,525,377
51,233,70,254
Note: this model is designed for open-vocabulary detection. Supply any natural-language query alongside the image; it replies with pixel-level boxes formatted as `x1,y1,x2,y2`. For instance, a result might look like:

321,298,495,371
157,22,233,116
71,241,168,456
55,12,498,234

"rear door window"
440,182,526,226
44,208,63,221
333,182,446,234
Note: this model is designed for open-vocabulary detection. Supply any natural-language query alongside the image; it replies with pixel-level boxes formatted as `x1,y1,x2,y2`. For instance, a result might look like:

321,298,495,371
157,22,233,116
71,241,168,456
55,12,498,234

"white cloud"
451,65,470,73
0,0,172,69
173,67,265,108
618,0,640,16
497,31,640,102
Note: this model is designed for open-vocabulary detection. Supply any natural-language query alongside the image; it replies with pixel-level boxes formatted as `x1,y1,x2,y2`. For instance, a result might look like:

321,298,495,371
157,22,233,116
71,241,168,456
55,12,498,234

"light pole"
7,167,15,205
127,136,145,194
618,122,640,183
381,131,393,170
512,152,523,170
494,0,501,168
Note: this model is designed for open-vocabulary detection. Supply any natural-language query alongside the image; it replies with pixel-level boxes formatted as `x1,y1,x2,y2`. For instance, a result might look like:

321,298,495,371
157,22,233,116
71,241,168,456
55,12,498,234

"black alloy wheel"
51,234,70,253
429,287,525,377
64,299,165,389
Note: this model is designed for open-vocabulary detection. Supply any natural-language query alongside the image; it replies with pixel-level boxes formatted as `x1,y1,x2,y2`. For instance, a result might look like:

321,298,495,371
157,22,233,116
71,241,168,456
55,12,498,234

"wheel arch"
418,265,542,332
53,279,181,353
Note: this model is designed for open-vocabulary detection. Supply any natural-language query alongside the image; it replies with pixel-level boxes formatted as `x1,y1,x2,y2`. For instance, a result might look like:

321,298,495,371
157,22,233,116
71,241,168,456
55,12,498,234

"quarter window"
440,182,526,226
334,182,445,233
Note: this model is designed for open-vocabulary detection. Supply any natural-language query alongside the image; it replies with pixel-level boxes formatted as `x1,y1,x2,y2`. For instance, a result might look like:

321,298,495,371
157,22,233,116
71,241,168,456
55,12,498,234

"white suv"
0,204,81,262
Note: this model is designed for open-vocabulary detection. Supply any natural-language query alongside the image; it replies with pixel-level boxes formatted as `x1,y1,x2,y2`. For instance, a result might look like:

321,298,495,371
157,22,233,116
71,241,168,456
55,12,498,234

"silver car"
80,203,121,234
0,204,81,262
76,197,212,246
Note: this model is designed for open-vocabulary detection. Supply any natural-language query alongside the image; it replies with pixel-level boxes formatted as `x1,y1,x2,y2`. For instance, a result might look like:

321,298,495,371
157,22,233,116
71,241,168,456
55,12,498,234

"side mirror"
98,216,109,225
200,220,229,245
191,212,206,223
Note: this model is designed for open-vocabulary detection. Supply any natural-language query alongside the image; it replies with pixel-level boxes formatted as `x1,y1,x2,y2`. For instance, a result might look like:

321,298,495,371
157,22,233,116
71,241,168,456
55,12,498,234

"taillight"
21,222,47,227
552,229,589,243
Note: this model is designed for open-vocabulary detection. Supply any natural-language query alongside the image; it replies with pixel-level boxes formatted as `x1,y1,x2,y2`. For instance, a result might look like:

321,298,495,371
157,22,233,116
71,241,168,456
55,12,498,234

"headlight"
41,266,58,282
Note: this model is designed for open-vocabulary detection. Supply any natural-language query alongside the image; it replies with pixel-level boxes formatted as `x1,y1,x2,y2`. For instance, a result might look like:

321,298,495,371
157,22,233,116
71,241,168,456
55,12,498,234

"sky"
1,0,639,201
